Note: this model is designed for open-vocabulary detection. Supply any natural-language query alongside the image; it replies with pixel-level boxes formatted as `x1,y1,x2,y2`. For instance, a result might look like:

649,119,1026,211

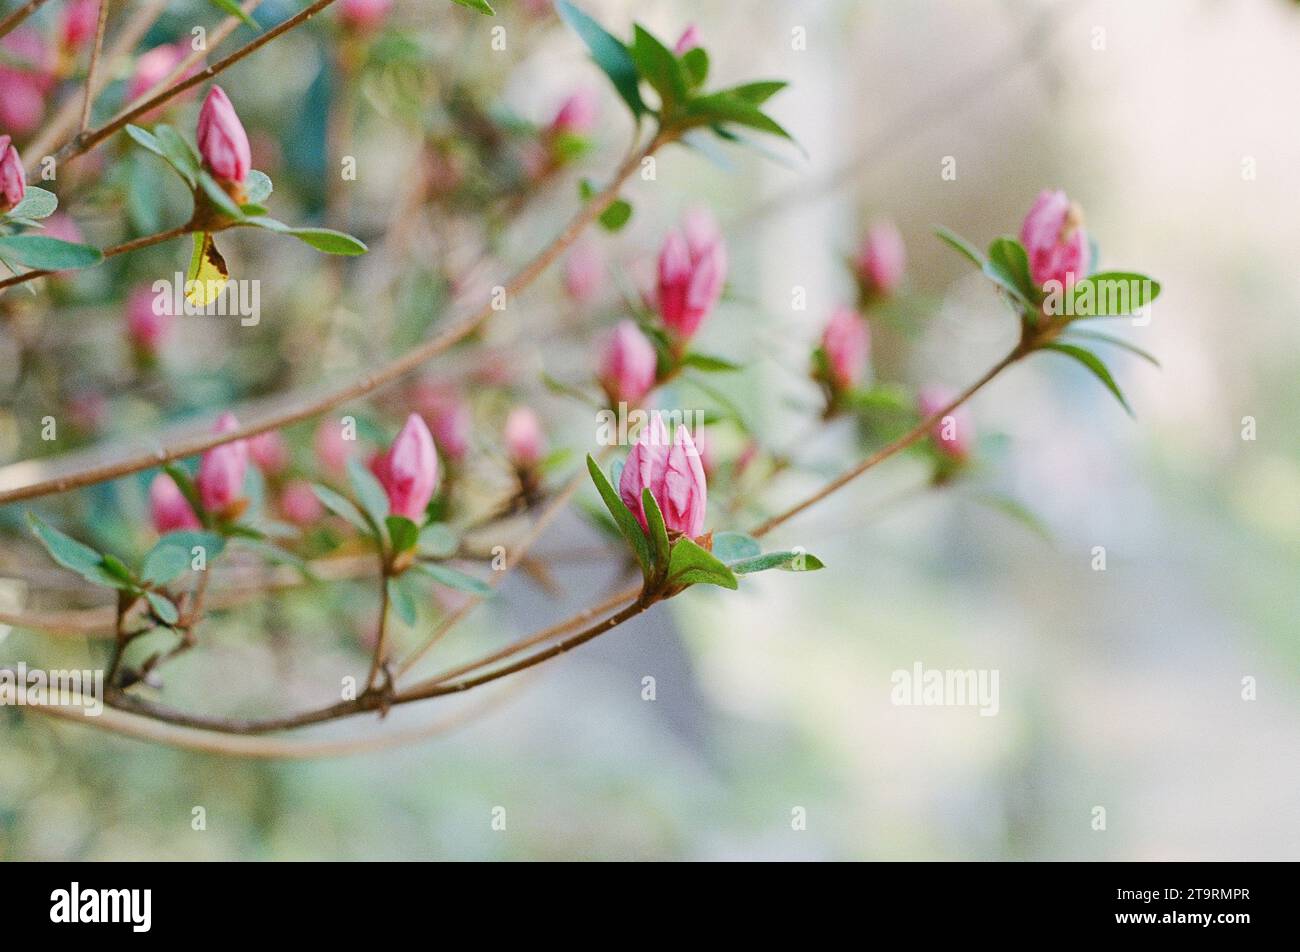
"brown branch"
0,222,191,290
0,0,50,41
78,1,112,133
0,134,664,504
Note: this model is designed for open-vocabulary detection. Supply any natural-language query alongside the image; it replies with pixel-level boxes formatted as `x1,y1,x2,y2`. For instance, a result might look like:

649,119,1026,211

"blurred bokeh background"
2,0,1298,860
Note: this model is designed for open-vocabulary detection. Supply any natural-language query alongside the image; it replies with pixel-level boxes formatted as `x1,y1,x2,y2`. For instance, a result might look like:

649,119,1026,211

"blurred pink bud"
619,413,707,538
734,437,760,478
314,419,353,475
279,479,324,526
248,430,290,475
126,285,172,354
196,85,251,185
563,240,603,303
504,406,545,469
856,219,906,296
339,0,393,31
0,136,25,213
414,385,471,462
598,320,657,408
821,306,870,392
919,387,973,461
1020,189,1090,291
150,473,201,533
67,389,107,433
41,211,82,243
551,87,597,135
196,412,249,516
657,210,727,342
693,427,715,478
375,413,439,521
127,42,194,105
674,24,701,54
0,30,53,135
59,1,99,52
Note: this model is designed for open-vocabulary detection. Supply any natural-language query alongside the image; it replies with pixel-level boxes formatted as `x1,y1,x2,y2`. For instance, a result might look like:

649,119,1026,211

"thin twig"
0,0,50,42
78,1,111,133
0,222,191,290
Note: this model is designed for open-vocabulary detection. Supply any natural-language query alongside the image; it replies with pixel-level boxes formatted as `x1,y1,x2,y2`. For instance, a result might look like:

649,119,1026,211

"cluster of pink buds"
196,85,251,199
619,413,707,540
819,305,870,398
656,209,727,348
196,413,250,521
1020,189,1090,291
339,0,393,33
0,29,54,135
372,413,439,522
0,135,25,213
918,387,973,464
854,219,906,300
248,430,290,475
57,1,99,58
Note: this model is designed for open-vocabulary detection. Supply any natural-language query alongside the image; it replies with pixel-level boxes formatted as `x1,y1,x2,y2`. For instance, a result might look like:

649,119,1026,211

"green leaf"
417,522,458,558
26,514,120,588
681,47,709,88
154,124,201,187
144,591,180,625
1041,343,1134,417
728,550,825,574
449,0,495,13
681,352,742,373
555,1,646,118
385,515,419,554
347,458,392,536
387,575,418,626
142,531,225,584
641,489,671,577
207,0,260,27
198,170,245,220
243,217,368,255
684,92,794,141
233,537,317,578
586,453,651,579
101,553,138,587
1067,272,1161,318
1063,329,1160,367
598,198,633,232
666,537,738,590
935,226,986,269
311,483,374,536
713,531,761,563
7,186,57,220
412,561,493,596
163,464,208,527
0,234,101,271
726,80,787,105
630,25,687,117
244,169,273,205
984,236,1037,307
970,493,1052,541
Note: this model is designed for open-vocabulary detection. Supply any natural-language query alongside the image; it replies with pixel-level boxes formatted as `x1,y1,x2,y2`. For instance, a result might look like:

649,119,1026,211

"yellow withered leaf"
184,232,229,307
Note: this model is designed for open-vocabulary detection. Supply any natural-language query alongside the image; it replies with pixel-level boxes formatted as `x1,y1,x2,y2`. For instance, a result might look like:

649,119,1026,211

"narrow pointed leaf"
586,454,650,577
1042,343,1134,417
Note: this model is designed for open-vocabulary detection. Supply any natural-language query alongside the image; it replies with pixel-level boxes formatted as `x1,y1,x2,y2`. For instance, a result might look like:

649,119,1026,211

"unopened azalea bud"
196,412,249,517
414,385,471,462
375,413,439,521
598,320,657,408
1020,189,1090,291
657,209,727,343
855,219,905,297
0,29,54,135
248,430,290,475
58,1,99,53
196,85,251,187
619,413,707,538
127,42,195,105
339,0,393,32
563,240,603,303
919,387,973,461
150,473,201,533
821,306,870,392
125,285,171,355
0,135,26,213
314,419,353,475
279,479,324,526
504,406,545,469
551,87,597,136
674,24,701,54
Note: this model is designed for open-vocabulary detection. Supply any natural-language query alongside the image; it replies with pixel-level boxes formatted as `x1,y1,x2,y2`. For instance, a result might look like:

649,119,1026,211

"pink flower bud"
196,85,251,185
619,413,707,538
125,285,172,354
374,413,439,521
1020,189,1090,291
279,479,324,526
127,42,196,106
598,320,658,408
504,406,545,469
0,136,25,212
150,472,201,533
674,24,701,54
414,385,471,462
314,418,354,475
248,430,290,475
821,306,869,392
0,29,54,135
59,1,99,53
855,219,906,296
919,387,973,461
339,0,393,31
551,87,598,136
563,239,603,303
196,412,249,516
657,210,727,343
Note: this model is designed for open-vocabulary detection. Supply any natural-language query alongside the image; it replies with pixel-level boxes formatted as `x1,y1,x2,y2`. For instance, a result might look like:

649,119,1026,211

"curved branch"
0,0,51,42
